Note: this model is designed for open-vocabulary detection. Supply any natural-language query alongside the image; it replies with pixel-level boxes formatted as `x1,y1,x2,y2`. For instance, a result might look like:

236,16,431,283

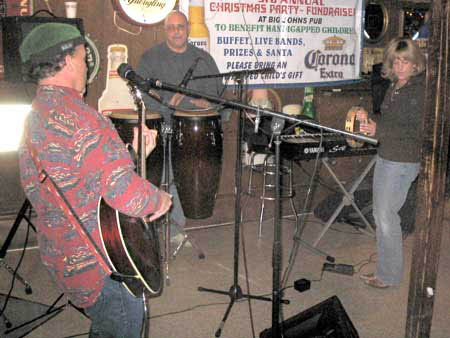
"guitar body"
98,198,163,298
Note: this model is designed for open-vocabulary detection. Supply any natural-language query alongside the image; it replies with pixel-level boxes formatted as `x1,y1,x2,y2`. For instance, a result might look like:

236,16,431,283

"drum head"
174,111,219,117
109,111,162,120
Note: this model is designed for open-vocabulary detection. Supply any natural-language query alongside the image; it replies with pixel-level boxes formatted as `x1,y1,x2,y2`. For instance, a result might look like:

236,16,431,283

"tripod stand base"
198,284,274,337
160,217,206,287
198,285,280,303
171,233,205,260
0,293,65,337
295,237,335,263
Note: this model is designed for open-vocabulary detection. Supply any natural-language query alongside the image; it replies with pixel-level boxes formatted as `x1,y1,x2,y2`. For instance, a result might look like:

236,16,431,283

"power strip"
322,263,354,276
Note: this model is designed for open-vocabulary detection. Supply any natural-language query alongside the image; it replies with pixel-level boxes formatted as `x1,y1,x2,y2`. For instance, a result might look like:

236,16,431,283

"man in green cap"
18,23,172,337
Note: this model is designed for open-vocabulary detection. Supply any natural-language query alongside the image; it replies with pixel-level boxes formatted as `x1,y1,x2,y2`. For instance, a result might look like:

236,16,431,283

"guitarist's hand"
146,191,172,222
133,126,158,158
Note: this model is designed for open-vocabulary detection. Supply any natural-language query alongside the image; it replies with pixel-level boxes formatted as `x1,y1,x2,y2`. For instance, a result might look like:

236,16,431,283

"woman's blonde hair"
381,37,426,81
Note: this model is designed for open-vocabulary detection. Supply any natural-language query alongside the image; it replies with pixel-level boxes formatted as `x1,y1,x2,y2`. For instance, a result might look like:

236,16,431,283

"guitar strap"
25,134,113,275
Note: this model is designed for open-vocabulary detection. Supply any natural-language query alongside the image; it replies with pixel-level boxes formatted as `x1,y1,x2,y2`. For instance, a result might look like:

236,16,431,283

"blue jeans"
373,156,420,285
84,276,145,338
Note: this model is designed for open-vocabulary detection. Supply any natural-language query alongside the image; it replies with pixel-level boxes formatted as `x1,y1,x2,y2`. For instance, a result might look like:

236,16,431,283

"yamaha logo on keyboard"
304,146,325,154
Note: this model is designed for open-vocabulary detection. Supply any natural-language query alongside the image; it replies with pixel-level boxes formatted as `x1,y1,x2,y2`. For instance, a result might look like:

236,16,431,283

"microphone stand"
119,68,378,337
272,126,283,338
197,74,280,338
153,80,377,338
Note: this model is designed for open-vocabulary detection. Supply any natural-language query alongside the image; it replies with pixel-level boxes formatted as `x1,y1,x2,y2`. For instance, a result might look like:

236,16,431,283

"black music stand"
0,199,34,294
1,292,83,337
0,200,82,336
1,199,34,333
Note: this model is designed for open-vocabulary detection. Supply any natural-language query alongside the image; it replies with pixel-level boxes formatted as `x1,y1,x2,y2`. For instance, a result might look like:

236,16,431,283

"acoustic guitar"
97,85,163,298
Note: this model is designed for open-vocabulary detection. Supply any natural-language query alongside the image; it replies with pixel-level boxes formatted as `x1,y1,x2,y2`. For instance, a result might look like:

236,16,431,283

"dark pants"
84,276,145,338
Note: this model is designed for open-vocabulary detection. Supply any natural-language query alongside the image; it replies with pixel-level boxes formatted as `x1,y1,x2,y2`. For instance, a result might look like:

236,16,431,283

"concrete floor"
1,181,449,338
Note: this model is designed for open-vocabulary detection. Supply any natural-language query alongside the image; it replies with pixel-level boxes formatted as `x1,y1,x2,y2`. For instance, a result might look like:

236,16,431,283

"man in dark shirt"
138,10,225,243
18,23,171,337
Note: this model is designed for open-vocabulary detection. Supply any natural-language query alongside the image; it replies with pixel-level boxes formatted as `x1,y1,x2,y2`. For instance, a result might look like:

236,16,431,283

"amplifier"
260,296,359,338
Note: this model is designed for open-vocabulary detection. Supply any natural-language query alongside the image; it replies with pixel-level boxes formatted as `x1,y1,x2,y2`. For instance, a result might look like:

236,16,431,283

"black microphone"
271,117,285,134
179,57,200,87
117,63,155,93
268,117,285,148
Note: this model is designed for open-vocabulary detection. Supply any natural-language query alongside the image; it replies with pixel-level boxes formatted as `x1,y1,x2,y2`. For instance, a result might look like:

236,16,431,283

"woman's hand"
360,118,377,137
355,108,376,136
132,126,158,158
356,108,368,122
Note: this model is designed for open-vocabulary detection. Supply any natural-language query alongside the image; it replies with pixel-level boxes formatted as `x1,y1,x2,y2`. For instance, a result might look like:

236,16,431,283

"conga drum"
171,111,223,219
109,111,164,187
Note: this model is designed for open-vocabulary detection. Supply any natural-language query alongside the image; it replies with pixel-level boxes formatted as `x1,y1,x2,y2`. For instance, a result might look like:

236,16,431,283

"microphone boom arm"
118,63,377,145
191,67,276,80
150,78,378,145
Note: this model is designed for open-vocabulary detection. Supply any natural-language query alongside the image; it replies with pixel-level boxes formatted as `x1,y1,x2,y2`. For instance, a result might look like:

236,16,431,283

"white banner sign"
201,0,363,87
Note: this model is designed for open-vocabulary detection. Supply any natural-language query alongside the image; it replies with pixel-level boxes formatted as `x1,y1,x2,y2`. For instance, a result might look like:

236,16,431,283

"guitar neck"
131,85,146,180
139,111,146,180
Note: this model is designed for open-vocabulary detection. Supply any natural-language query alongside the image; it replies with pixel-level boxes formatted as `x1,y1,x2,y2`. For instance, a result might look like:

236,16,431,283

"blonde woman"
357,37,426,288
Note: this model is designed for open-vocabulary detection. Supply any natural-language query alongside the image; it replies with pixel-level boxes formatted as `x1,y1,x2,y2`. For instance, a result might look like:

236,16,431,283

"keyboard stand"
312,156,377,248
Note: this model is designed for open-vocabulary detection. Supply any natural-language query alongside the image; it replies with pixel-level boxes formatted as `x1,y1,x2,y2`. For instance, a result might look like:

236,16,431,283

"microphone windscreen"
117,63,132,78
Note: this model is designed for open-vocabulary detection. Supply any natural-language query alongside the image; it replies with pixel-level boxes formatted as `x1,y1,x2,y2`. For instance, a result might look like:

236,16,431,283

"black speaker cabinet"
1,16,84,82
260,296,359,338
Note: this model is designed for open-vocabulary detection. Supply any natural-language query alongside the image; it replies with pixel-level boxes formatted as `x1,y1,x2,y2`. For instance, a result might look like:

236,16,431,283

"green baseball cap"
19,23,85,63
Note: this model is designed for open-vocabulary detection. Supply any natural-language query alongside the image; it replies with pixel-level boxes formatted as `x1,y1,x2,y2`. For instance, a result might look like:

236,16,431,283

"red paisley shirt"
19,85,162,307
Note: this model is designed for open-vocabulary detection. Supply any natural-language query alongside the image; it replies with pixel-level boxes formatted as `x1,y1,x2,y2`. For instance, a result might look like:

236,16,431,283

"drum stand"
160,124,205,286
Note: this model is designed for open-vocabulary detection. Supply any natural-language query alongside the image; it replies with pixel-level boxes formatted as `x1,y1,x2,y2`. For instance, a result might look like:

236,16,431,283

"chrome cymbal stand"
160,123,205,286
